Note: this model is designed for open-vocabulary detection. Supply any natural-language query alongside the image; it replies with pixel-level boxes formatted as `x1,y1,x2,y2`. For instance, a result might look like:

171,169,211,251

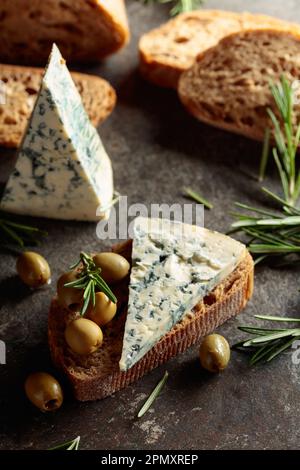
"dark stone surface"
0,0,300,450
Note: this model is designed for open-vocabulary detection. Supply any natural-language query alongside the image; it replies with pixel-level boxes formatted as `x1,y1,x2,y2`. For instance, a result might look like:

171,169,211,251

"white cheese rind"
0,44,113,221
119,217,246,371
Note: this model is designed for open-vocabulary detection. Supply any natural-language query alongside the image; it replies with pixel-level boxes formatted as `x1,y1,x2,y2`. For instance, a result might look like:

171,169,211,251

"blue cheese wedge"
0,44,113,221
119,217,247,371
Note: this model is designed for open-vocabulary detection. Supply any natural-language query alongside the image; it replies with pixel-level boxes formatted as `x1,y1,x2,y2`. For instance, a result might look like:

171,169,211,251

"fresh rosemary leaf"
137,371,169,418
253,255,268,265
266,337,298,362
69,259,82,270
4,220,44,233
0,222,24,247
234,202,279,219
248,244,300,254
255,315,300,323
82,292,91,316
259,127,270,182
238,326,286,335
183,187,213,210
249,340,282,366
49,436,80,451
83,279,93,299
243,328,300,346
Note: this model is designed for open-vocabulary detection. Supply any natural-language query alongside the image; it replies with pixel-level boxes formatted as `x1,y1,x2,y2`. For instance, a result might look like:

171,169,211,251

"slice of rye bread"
48,240,254,402
0,64,116,149
139,10,300,89
178,29,300,143
0,0,129,66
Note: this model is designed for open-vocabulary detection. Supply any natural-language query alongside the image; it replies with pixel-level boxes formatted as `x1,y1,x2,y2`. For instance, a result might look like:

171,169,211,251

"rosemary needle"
258,127,270,182
255,314,300,323
137,371,169,418
183,187,213,210
49,436,80,450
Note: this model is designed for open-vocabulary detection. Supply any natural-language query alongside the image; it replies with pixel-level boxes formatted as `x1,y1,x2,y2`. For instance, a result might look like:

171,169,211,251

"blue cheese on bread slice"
119,217,247,371
0,44,113,221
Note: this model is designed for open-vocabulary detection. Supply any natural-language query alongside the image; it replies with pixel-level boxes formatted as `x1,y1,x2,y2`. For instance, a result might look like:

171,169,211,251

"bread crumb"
135,418,164,445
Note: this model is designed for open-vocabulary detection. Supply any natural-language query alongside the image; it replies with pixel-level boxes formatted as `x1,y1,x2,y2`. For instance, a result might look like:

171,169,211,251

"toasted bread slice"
178,29,300,142
0,0,129,65
0,64,116,149
48,241,253,402
139,10,300,88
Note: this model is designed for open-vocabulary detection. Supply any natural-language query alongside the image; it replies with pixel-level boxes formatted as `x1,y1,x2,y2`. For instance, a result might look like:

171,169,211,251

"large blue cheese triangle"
119,217,247,371
0,44,113,221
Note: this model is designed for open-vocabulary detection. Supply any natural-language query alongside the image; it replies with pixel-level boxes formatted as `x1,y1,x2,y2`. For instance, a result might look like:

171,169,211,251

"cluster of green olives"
24,251,129,412
199,334,230,373
57,252,130,357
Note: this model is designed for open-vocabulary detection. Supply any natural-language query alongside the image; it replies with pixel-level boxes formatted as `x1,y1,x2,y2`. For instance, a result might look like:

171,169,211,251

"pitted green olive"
16,251,51,288
57,271,83,310
87,292,117,326
199,334,230,373
25,372,63,412
65,318,103,355
93,252,130,284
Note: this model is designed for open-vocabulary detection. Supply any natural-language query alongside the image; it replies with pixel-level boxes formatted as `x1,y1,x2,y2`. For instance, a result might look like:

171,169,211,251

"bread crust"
48,244,254,401
139,10,300,89
0,0,129,65
178,28,300,143
0,64,116,149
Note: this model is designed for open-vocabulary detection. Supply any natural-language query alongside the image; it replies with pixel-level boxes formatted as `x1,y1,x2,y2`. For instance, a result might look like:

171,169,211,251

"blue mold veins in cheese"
0,44,113,221
119,217,246,371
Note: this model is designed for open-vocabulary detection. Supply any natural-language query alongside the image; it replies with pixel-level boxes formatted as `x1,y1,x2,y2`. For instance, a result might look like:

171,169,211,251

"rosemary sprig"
139,0,205,16
0,213,47,248
183,187,213,210
231,76,300,264
137,371,169,418
49,436,80,450
65,252,117,316
233,315,300,365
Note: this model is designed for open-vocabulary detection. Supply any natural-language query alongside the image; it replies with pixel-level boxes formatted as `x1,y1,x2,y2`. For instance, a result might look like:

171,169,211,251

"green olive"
16,251,51,288
57,271,83,310
199,334,230,373
24,372,63,412
65,318,103,355
93,252,130,284
87,292,117,326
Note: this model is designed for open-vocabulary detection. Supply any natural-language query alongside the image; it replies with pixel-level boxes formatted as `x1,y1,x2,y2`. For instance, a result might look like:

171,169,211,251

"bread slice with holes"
48,219,253,401
0,0,129,66
139,10,300,89
0,64,116,148
178,29,300,142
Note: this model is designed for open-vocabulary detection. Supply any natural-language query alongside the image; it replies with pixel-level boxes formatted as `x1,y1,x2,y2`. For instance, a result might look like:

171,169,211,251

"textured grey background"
0,0,300,450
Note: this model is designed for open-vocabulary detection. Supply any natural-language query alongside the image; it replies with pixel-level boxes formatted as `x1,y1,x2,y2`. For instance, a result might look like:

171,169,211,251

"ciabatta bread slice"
48,241,253,402
0,64,116,149
139,10,300,88
0,0,129,65
178,29,300,142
